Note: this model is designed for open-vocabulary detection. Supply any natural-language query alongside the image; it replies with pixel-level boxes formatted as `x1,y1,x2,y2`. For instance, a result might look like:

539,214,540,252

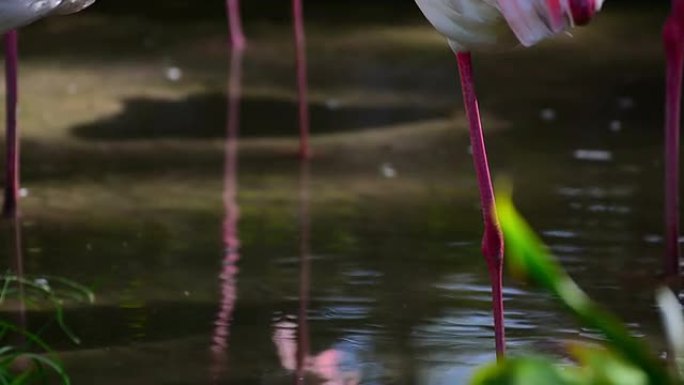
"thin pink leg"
663,0,684,279
455,52,505,360
225,0,246,50
292,0,311,159
2,30,18,218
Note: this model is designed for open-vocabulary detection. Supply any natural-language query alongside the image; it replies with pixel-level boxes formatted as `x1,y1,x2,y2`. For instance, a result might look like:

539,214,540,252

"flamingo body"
415,0,604,51
0,0,94,33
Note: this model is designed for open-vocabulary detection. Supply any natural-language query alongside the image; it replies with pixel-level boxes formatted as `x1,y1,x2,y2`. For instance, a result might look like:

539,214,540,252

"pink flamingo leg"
2,30,18,218
225,0,246,50
455,52,505,360
292,0,311,159
663,0,684,279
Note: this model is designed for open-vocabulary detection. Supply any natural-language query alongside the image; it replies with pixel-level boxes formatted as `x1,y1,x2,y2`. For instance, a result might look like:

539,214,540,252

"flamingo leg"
2,30,18,218
455,52,505,360
225,0,246,50
663,0,684,280
292,0,311,159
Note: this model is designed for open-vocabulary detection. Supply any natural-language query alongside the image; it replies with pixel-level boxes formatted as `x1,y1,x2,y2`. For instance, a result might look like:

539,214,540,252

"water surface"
0,3,674,384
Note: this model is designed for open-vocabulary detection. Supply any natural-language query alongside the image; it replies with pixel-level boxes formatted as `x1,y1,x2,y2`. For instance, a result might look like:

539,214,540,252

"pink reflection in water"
273,319,362,385
271,162,360,385
296,159,311,384
210,45,244,380
9,216,25,324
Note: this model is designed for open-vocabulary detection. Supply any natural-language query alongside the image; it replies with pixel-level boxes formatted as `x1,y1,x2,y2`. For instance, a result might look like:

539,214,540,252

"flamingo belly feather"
415,0,604,51
0,0,94,33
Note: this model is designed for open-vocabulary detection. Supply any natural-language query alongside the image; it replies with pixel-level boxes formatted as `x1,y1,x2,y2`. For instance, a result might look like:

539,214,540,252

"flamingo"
412,0,624,359
225,0,311,159
1,0,97,217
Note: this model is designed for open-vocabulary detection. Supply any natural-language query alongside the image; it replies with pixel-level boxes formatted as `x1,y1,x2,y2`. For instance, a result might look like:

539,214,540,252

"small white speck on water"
325,98,342,110
643,234,662,244
609,120,622,132
165,66,183,82
19,188,28,198
617,96,635,110
467,145,472,155
86,243,93,251
573,149,612,162
542,230,577,239
27,247,42,254
183,291,191,297
540,108,557,122
380,163,397,179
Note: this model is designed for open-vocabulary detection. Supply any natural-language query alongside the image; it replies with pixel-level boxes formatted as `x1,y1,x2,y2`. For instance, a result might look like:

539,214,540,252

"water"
0,3,675,384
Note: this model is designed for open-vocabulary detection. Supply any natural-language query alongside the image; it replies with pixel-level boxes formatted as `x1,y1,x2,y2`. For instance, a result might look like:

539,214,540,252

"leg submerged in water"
455,52,505,360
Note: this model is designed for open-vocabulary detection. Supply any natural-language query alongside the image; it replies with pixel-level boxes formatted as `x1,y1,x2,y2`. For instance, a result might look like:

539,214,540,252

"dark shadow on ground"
70,93,448,140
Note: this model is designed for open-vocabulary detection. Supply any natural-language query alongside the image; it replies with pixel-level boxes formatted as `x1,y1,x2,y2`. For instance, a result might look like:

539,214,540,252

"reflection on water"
211,46,244,379
272,161,383,385
7,217,26,348
295,160,311,384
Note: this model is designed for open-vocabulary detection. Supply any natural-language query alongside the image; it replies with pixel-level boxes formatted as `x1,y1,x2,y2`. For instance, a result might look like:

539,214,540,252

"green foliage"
0,273,94,384
470,190,680,385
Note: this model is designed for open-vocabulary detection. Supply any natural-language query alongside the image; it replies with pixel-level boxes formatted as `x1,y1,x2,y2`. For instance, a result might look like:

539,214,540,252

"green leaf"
470,357,577,385
495,189,672,385
567,341,648,385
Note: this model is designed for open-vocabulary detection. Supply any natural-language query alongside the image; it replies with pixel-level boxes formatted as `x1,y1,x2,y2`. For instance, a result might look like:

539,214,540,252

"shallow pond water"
0,2,677,384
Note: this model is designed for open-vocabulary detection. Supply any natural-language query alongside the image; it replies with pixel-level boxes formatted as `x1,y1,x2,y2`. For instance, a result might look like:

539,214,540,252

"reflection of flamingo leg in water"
10,216,25,321
296,160,311,385
270,162,365,385
273,319,364,385
210,44,244,379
